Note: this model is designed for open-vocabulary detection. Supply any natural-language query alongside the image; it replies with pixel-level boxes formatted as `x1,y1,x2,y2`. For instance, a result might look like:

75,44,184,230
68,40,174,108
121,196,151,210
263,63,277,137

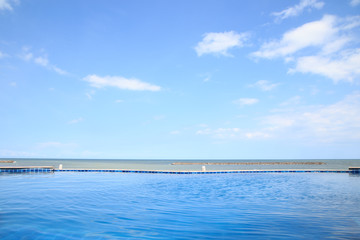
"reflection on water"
349,172,360,177
0,172,360,239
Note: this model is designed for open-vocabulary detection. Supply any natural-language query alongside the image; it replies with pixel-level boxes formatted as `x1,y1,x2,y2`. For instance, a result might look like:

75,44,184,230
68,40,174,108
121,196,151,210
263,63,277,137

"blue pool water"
1,172,360,239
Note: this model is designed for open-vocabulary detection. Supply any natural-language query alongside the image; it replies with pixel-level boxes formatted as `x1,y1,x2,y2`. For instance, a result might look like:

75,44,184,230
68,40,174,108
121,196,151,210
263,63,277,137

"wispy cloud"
196,127,269,140
196,128,241,139
153,115,165,120
196,92,360,143
34,56,48,66
0,149,37,157
195,31,249,57
272,0,324,22
20,47,67,75
0,50,7,58
279,96,302,106
37,141,77,149
262,92,360,142
0,0,19,11
245,131,270,139
233,98,259,106
203,76,211,82
250,80,280,91
83,75,161,91
253,15,360,82
350,0,360,7
86,90,96,100
68,117,83,124
198,123,208,128
170,130,180,135
201,73,212,82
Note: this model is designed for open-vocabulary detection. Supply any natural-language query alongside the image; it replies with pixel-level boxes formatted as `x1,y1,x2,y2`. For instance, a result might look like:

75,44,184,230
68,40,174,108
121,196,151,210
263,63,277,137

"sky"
0,0,360,159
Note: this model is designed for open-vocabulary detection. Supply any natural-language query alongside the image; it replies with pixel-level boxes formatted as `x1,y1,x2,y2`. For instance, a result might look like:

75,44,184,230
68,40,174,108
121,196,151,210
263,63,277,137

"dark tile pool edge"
1,168,359,174
54,169,357,174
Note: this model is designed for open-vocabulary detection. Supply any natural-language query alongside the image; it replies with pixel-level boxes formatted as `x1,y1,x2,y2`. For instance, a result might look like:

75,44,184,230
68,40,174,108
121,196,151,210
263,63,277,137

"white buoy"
202,166,206,171
59,164,63,170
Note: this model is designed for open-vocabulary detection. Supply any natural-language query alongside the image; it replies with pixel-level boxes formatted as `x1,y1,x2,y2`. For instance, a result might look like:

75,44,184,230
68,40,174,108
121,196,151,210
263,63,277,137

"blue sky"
1,0,360,159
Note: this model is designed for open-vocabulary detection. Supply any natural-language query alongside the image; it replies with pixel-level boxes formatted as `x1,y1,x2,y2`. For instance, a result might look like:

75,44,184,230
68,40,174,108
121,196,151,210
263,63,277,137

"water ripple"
1,173,360,239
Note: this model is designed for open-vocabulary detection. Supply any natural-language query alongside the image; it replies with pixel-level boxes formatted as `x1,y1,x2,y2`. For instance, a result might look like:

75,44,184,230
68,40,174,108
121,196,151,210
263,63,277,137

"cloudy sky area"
1,0,359,159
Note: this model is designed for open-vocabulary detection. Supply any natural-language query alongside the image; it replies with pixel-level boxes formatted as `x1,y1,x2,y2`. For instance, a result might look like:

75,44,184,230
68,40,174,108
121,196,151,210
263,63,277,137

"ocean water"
1,158,360,171
0,172,360,239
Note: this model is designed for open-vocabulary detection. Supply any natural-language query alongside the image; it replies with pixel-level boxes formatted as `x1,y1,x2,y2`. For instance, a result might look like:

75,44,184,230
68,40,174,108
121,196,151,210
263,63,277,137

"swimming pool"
1,172,360,239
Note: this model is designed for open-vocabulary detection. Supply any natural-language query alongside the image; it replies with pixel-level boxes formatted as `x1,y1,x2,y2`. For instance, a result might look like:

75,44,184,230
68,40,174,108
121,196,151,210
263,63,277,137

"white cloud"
153,115,165,120
250,80,280,91
34,56,49,66
86,90,96,100
196,92,360,143
272,0,324,22
0,149,37,157
0,0,18,11
245,131,270,139
195,31,248,56
83,75,161,91
37,142,77,149
196,128,241,139
341,16,360,30
20,48,67,75
170,130,180,135
21,52,33,61
115,99,124,103
291,49,360,82
68,117,83,124
0,50,7,58
262,92,360,142
350,0,360,6
233,98,259,106
34,56,67,75
199,72,215,82
196,128,211,135
280,96,302,106
38,142,63,148
310,86,319,95
52,66,67,75
253,15,360,82
196,127,269,140
213,128,241,139
253,15,338,59
203,76,211,82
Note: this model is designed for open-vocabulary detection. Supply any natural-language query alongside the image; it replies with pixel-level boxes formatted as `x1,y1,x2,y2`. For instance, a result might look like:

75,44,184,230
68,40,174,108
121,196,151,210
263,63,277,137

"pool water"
1,172,360,239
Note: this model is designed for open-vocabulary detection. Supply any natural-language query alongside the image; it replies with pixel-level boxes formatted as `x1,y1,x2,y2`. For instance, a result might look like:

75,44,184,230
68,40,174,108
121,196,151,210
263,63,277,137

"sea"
1,158,360,171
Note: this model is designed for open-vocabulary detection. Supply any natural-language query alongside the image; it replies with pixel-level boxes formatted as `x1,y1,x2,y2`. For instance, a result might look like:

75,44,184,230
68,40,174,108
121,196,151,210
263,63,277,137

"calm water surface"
1,172,360,239
1,158,360,171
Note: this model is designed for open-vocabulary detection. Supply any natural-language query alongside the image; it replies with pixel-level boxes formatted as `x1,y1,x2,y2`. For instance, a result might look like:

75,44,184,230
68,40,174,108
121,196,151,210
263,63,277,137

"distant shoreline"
172,162,325,165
